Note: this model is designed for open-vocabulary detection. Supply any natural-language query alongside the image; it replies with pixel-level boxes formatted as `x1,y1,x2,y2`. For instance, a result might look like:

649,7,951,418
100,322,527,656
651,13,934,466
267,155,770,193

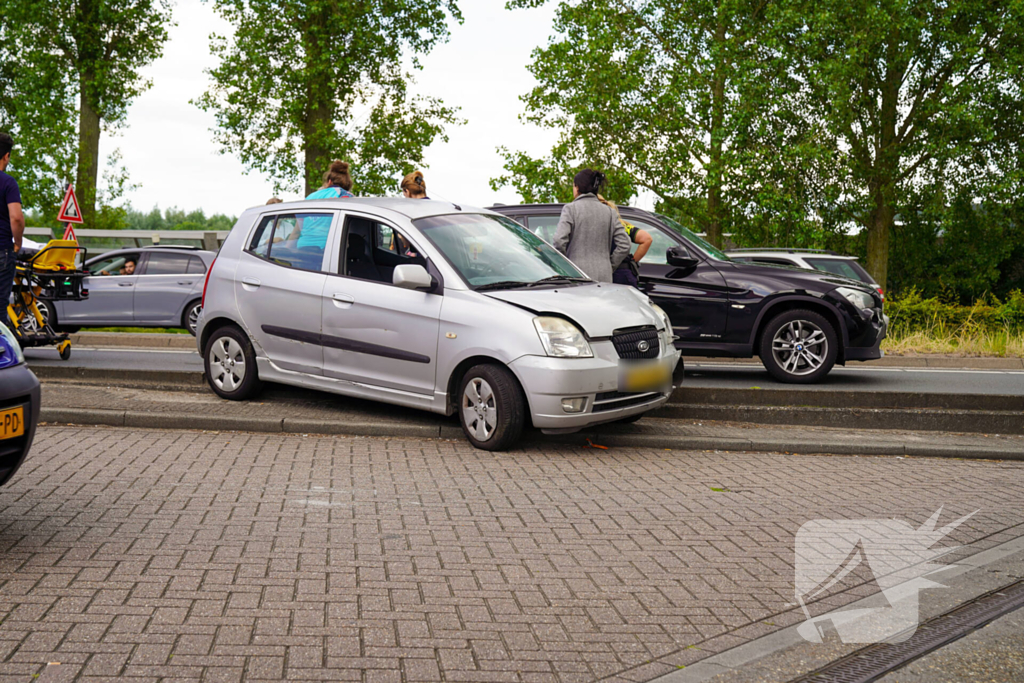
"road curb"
37,407,1024,460
33,366,205,388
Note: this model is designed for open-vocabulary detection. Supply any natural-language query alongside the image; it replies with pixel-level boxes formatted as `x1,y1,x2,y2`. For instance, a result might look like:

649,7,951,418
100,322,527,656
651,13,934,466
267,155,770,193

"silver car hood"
484,283,661,337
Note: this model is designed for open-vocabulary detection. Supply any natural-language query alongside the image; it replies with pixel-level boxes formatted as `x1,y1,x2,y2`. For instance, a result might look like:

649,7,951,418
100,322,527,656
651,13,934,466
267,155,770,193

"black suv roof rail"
727,248,842,256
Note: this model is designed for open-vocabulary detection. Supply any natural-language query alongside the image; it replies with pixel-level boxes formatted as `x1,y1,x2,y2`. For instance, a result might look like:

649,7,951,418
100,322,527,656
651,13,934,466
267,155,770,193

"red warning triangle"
57,185,84,224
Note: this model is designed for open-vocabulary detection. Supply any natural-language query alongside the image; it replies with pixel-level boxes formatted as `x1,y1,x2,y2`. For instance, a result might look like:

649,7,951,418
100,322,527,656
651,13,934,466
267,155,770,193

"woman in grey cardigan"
552,169,631,283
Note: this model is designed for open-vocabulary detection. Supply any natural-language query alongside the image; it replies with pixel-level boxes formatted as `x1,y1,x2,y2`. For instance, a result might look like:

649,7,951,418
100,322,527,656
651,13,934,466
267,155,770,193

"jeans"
612,265,639,288
0,249,15,321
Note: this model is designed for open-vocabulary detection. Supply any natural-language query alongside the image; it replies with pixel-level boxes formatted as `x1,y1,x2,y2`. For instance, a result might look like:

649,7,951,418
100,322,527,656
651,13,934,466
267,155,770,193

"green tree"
0,0,172,223
196,0,463,197
786,0,1024,288
496,0,816,248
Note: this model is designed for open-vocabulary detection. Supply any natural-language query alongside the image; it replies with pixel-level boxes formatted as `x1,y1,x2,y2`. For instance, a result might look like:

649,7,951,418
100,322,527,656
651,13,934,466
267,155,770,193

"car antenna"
452,202,461,211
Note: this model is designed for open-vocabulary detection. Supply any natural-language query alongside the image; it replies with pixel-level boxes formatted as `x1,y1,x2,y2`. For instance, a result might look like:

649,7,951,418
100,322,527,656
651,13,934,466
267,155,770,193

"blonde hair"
322,160,353,191
401,170,427,198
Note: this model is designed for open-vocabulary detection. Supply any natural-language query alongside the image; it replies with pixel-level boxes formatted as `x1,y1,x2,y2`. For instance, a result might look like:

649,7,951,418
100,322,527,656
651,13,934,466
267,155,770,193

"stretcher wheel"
58,341,72,361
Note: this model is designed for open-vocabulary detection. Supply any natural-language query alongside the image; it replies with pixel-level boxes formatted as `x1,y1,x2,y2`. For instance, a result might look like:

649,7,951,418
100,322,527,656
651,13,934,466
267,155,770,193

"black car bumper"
845,312,888,362
0,364,41,486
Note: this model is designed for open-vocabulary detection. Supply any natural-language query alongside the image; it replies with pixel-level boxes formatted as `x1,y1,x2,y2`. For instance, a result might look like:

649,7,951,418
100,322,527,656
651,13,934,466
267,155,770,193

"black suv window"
143,252,193,275
526,216,560,244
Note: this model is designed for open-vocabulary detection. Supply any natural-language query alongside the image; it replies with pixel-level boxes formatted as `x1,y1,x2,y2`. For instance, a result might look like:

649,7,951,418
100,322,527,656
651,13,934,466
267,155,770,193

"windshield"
655,213,731,261
414,213,587,288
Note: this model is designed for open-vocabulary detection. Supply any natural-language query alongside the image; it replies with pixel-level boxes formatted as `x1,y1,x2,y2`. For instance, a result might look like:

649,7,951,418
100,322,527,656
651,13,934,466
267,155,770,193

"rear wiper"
524,275,590,287
474,280,530,291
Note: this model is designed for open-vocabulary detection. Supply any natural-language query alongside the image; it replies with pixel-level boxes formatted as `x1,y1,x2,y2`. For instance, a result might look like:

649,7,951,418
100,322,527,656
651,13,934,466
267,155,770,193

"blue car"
0,322,41,486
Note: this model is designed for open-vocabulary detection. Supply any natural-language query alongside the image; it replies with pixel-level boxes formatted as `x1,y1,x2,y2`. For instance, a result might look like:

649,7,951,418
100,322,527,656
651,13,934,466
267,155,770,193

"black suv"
489,204,887,383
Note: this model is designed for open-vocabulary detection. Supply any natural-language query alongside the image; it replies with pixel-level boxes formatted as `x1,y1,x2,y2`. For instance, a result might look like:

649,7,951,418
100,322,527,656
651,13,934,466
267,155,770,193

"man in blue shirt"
0,132,25,329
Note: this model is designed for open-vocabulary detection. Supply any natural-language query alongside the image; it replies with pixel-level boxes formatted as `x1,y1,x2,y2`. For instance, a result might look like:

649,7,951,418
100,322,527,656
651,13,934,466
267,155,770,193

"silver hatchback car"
197,198,681,450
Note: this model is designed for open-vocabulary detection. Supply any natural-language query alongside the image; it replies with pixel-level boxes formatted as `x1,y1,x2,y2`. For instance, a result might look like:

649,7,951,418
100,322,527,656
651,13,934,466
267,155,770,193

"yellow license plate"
619,361,671,393
0,406,25,440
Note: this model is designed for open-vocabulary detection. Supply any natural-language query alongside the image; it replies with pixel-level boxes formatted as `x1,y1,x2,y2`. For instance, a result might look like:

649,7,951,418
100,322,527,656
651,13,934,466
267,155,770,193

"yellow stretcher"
6,240,88,361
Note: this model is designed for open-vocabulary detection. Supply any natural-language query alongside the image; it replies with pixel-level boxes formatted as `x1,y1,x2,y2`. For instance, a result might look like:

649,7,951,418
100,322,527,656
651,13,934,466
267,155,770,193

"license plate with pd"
0,406,25,440
618,360,671,393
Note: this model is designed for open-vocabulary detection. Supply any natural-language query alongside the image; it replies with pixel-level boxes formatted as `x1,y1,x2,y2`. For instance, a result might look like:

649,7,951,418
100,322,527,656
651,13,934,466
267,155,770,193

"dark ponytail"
573,168,606,195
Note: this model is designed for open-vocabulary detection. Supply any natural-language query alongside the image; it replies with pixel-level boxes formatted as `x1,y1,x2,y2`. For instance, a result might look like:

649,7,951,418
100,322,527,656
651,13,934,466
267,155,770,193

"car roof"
253,197,486,221
87,247,216,260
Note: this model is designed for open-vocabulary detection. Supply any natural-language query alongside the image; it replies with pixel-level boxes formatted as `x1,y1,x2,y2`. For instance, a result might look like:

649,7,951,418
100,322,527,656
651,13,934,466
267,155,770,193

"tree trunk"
705,14,727,249
76,73,101,227
302,8,334,196
864,32,902,291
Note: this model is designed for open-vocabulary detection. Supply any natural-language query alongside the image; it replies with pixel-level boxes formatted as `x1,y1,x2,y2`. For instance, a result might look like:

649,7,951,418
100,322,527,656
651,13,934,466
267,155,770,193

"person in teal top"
288,160,354,249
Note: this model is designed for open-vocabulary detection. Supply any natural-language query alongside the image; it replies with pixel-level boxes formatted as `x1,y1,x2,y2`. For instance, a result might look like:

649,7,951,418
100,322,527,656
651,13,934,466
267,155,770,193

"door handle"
177,280,194,286
241,277,261,289
118,282,133,287
331,293,355,308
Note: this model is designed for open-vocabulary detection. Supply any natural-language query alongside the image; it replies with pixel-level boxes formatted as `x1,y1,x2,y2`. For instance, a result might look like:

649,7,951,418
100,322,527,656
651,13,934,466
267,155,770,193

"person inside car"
98,258,136,276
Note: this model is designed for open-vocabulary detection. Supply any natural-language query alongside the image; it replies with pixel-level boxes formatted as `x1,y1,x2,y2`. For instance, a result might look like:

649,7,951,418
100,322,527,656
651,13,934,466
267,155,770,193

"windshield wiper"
524,275,590,287
474,280,531,292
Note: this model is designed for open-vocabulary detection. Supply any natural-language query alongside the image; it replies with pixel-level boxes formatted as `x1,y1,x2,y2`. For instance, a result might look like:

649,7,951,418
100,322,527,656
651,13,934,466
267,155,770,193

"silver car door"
133,252,196,323
321,214,441,396
234,211,334,376
60,252,140,324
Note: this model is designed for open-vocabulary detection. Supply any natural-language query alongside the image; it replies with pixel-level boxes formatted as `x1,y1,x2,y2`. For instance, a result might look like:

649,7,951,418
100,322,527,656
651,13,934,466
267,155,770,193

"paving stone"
0,426,1021,682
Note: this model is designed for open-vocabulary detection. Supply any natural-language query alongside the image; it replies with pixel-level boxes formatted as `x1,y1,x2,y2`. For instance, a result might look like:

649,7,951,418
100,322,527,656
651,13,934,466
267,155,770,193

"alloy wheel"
771,319,828,376
209,336,246,392
187,304,202,335
462,377,498,442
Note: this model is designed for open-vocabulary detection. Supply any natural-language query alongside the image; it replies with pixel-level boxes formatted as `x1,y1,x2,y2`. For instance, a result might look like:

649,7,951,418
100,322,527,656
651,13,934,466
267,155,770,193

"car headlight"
533,317,593,358
650,304,672,334
0,323,25,369
835,286,875,310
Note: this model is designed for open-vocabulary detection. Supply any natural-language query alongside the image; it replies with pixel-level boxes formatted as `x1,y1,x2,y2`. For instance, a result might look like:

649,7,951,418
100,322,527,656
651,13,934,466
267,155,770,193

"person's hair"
574,168,606,195
0,132,13,160
266,197,283,205
401,170,427,198
321,160,353,191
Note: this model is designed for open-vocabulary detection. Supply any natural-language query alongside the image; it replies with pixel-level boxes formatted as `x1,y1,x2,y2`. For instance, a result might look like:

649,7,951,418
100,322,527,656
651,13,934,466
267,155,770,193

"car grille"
592,390,664,413
611,327,660,360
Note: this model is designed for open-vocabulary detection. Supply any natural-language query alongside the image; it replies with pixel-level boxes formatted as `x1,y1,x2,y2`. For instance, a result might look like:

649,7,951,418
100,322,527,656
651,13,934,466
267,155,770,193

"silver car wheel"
187,303,202,334
209,336,246,392
462,377,498,442
771,319,828,376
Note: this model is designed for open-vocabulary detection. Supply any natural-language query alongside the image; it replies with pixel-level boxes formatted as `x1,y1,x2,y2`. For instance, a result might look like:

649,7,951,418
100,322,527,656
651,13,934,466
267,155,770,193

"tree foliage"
496,0,820,248
0,0,172,224
196,0,464,196
786,0,1024,288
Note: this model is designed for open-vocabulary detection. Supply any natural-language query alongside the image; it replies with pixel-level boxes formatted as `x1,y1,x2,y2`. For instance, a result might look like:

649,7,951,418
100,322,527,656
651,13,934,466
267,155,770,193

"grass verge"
882,329,1024,357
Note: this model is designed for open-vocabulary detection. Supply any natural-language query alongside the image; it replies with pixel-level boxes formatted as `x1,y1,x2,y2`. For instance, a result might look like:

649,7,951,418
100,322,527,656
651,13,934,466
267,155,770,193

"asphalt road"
22,346,1024,395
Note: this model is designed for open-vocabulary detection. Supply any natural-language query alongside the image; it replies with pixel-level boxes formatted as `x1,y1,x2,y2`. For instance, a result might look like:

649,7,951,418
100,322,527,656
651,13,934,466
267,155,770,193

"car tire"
204,325,262,400
183,299,202,336
458,364,526,451
759,309,838,384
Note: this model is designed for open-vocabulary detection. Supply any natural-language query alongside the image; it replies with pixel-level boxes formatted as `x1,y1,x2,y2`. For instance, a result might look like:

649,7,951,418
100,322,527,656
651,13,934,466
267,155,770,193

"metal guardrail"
26,227,227,253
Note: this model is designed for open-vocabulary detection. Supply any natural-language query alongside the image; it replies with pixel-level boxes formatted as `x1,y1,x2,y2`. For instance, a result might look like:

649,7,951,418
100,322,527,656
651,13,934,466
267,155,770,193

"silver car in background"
197,198,681,450
41,246,216,335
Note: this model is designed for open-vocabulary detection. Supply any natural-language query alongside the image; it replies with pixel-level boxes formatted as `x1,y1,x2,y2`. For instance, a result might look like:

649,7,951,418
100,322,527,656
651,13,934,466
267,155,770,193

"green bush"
887,289,1024,336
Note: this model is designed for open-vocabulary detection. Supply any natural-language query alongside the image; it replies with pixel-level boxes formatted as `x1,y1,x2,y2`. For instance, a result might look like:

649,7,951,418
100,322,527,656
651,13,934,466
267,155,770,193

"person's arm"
632,229,653,263
553,206,573,255
8,202,23,252
610,216,631,269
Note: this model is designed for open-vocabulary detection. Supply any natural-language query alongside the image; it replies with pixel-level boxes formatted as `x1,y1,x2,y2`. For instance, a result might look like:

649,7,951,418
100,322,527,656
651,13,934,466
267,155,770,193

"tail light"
876,286,885,302
202,257,216,307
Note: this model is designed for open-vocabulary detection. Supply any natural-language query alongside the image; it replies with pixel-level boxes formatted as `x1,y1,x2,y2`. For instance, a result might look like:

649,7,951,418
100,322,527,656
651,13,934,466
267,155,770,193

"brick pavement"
1,427,1022,683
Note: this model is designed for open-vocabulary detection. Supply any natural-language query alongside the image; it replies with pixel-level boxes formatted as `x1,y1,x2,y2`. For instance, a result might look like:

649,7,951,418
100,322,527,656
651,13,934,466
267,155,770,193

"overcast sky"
105,0,573,217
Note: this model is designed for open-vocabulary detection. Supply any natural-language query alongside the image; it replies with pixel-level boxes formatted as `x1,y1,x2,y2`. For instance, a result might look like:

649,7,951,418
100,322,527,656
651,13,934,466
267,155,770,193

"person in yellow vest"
598,195,652,288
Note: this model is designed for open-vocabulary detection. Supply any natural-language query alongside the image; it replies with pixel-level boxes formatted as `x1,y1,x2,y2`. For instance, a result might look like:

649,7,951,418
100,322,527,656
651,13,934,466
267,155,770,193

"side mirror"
666,246,699,269
393,264,434,291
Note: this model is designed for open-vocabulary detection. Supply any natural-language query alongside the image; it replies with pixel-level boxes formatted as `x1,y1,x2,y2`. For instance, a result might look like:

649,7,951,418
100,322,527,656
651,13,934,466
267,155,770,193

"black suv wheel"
759,309,838,384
